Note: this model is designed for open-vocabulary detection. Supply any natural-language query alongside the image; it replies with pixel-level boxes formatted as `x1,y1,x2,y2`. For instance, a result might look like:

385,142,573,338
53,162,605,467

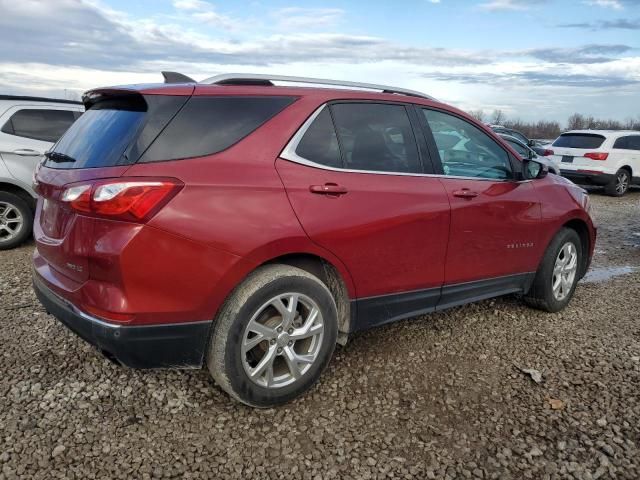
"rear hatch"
34,88,192,283
549,132,609,168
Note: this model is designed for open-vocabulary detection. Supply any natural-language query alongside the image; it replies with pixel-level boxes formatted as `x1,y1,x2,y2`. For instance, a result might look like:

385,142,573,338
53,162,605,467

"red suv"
33,73,596,407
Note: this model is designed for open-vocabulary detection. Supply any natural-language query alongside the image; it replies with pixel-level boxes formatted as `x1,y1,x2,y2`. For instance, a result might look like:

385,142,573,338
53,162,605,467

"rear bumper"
33,274,211,369
560,170,614,186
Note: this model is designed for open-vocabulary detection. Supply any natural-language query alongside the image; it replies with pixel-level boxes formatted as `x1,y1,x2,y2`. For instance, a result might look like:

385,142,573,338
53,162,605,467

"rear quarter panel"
123,95,357,319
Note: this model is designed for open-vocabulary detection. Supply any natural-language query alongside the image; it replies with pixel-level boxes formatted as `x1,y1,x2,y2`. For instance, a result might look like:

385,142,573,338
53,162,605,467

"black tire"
207,264,338,407
524,228,582,313
604,168,630,197
0,191,33,250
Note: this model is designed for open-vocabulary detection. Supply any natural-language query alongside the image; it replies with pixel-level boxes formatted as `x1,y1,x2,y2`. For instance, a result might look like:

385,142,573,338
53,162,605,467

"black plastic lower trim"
352,287,441,331
352,272,535,332
560,170,614,186
33,275,211,369
436,272,534,311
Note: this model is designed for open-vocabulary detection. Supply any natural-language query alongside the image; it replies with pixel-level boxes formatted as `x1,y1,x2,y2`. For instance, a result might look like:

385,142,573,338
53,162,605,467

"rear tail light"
61,184,92,213
542,149,554,156
584,152,608,161
61,178,182,222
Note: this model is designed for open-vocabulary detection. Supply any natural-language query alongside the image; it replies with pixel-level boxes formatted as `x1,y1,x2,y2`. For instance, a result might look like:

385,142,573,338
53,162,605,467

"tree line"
468,110,640,140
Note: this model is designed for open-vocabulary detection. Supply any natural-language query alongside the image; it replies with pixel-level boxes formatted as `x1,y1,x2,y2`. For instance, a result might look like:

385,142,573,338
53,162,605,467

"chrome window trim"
279,104,521,183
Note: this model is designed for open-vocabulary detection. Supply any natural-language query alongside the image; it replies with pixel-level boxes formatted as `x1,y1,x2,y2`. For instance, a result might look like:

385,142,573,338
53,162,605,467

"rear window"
139,96,296,163
552,133,605,149
1,109,80,143
44,96,152,169
46,95,295,169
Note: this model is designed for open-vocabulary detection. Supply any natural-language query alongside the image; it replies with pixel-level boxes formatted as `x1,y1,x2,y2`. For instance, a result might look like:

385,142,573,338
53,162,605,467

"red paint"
33,83,596,328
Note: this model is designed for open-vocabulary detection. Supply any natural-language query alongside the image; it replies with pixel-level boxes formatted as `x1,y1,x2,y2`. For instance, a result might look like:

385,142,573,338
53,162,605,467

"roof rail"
200,73,437,101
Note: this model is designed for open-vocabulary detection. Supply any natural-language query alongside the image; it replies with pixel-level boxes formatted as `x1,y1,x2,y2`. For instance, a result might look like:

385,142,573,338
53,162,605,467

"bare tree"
566,113,585,130
468,109,485,122
490,109,505,125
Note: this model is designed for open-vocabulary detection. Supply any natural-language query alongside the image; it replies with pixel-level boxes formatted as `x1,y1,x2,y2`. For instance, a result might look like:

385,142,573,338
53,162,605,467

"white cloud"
0,0,638,122
170,0,240,29
585,0,624,8
479,0,537,10
272,7,344,29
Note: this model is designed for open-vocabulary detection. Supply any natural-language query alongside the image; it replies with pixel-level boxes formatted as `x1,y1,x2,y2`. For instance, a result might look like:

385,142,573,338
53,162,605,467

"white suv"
549,130,640,196
0,95,83,249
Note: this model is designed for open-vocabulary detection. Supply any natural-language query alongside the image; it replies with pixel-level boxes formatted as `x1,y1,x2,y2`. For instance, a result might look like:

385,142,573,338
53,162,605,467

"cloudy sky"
1,0,639,123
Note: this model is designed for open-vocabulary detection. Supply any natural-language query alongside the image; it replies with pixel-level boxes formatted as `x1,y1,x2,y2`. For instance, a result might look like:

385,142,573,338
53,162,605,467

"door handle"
309,183,348,196
13,149,43,156
452,189,479,199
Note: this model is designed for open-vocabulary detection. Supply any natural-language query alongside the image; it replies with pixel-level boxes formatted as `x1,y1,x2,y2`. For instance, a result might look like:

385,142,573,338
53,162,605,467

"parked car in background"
497,133,561,175
548,130,640,196
0,95,83,249
489,125,550,156
32,73,595,407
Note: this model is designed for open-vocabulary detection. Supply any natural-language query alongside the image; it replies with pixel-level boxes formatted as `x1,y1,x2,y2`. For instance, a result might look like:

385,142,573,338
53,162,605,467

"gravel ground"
1,189,639,480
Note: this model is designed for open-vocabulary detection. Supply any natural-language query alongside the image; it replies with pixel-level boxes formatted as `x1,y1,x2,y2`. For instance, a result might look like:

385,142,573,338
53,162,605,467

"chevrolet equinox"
32,73,596,407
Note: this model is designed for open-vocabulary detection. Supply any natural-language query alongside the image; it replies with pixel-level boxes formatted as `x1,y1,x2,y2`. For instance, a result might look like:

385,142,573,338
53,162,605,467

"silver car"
0,95,83,249
498,133,561,176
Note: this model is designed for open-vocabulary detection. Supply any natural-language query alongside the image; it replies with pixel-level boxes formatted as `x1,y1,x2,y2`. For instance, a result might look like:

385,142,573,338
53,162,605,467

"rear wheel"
525,228,581,313
604,168,630,197
207,264,338,407
0,192,33,250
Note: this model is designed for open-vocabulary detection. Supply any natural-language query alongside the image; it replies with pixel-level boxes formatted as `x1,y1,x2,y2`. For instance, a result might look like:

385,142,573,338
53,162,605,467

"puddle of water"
582,266,638,283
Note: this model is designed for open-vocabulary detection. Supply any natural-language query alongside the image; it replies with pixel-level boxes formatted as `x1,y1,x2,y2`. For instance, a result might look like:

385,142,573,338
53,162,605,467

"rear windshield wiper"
45,151,77,163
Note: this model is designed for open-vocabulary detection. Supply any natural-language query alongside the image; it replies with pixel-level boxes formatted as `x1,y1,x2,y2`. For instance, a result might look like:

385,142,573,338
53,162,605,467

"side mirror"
524,159,548,180
527,139,536,147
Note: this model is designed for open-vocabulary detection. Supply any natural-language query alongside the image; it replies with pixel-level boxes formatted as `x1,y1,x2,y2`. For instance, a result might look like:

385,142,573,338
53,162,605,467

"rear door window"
1,109,79,142
329,103,421,173
613,136,640,151
294,108,342,168
552,133,605,149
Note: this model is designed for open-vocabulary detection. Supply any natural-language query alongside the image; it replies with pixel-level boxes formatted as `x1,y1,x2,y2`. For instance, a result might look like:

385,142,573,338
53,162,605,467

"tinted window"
45,95,186,169
505,138,528,157
329,103,421,173
423,109,512,180
46,104,146,169
295,108,341,167
1,109,78,142
509,130,529,145
613,136,640,150
140,96,295,162
552,133,605,149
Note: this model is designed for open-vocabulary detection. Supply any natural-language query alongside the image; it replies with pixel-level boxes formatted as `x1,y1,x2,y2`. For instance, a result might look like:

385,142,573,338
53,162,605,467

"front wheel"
525,228,582,313
604,168,630,197
207,264,338,407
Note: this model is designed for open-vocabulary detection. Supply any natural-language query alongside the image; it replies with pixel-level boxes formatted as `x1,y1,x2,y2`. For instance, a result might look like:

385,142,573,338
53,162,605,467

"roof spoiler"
161,71,196,84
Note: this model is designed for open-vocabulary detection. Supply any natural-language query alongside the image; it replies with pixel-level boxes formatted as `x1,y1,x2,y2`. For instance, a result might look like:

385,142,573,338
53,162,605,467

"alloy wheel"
0,201,24,243
616,171,629,195
551,242,578,301
241,293,325,388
